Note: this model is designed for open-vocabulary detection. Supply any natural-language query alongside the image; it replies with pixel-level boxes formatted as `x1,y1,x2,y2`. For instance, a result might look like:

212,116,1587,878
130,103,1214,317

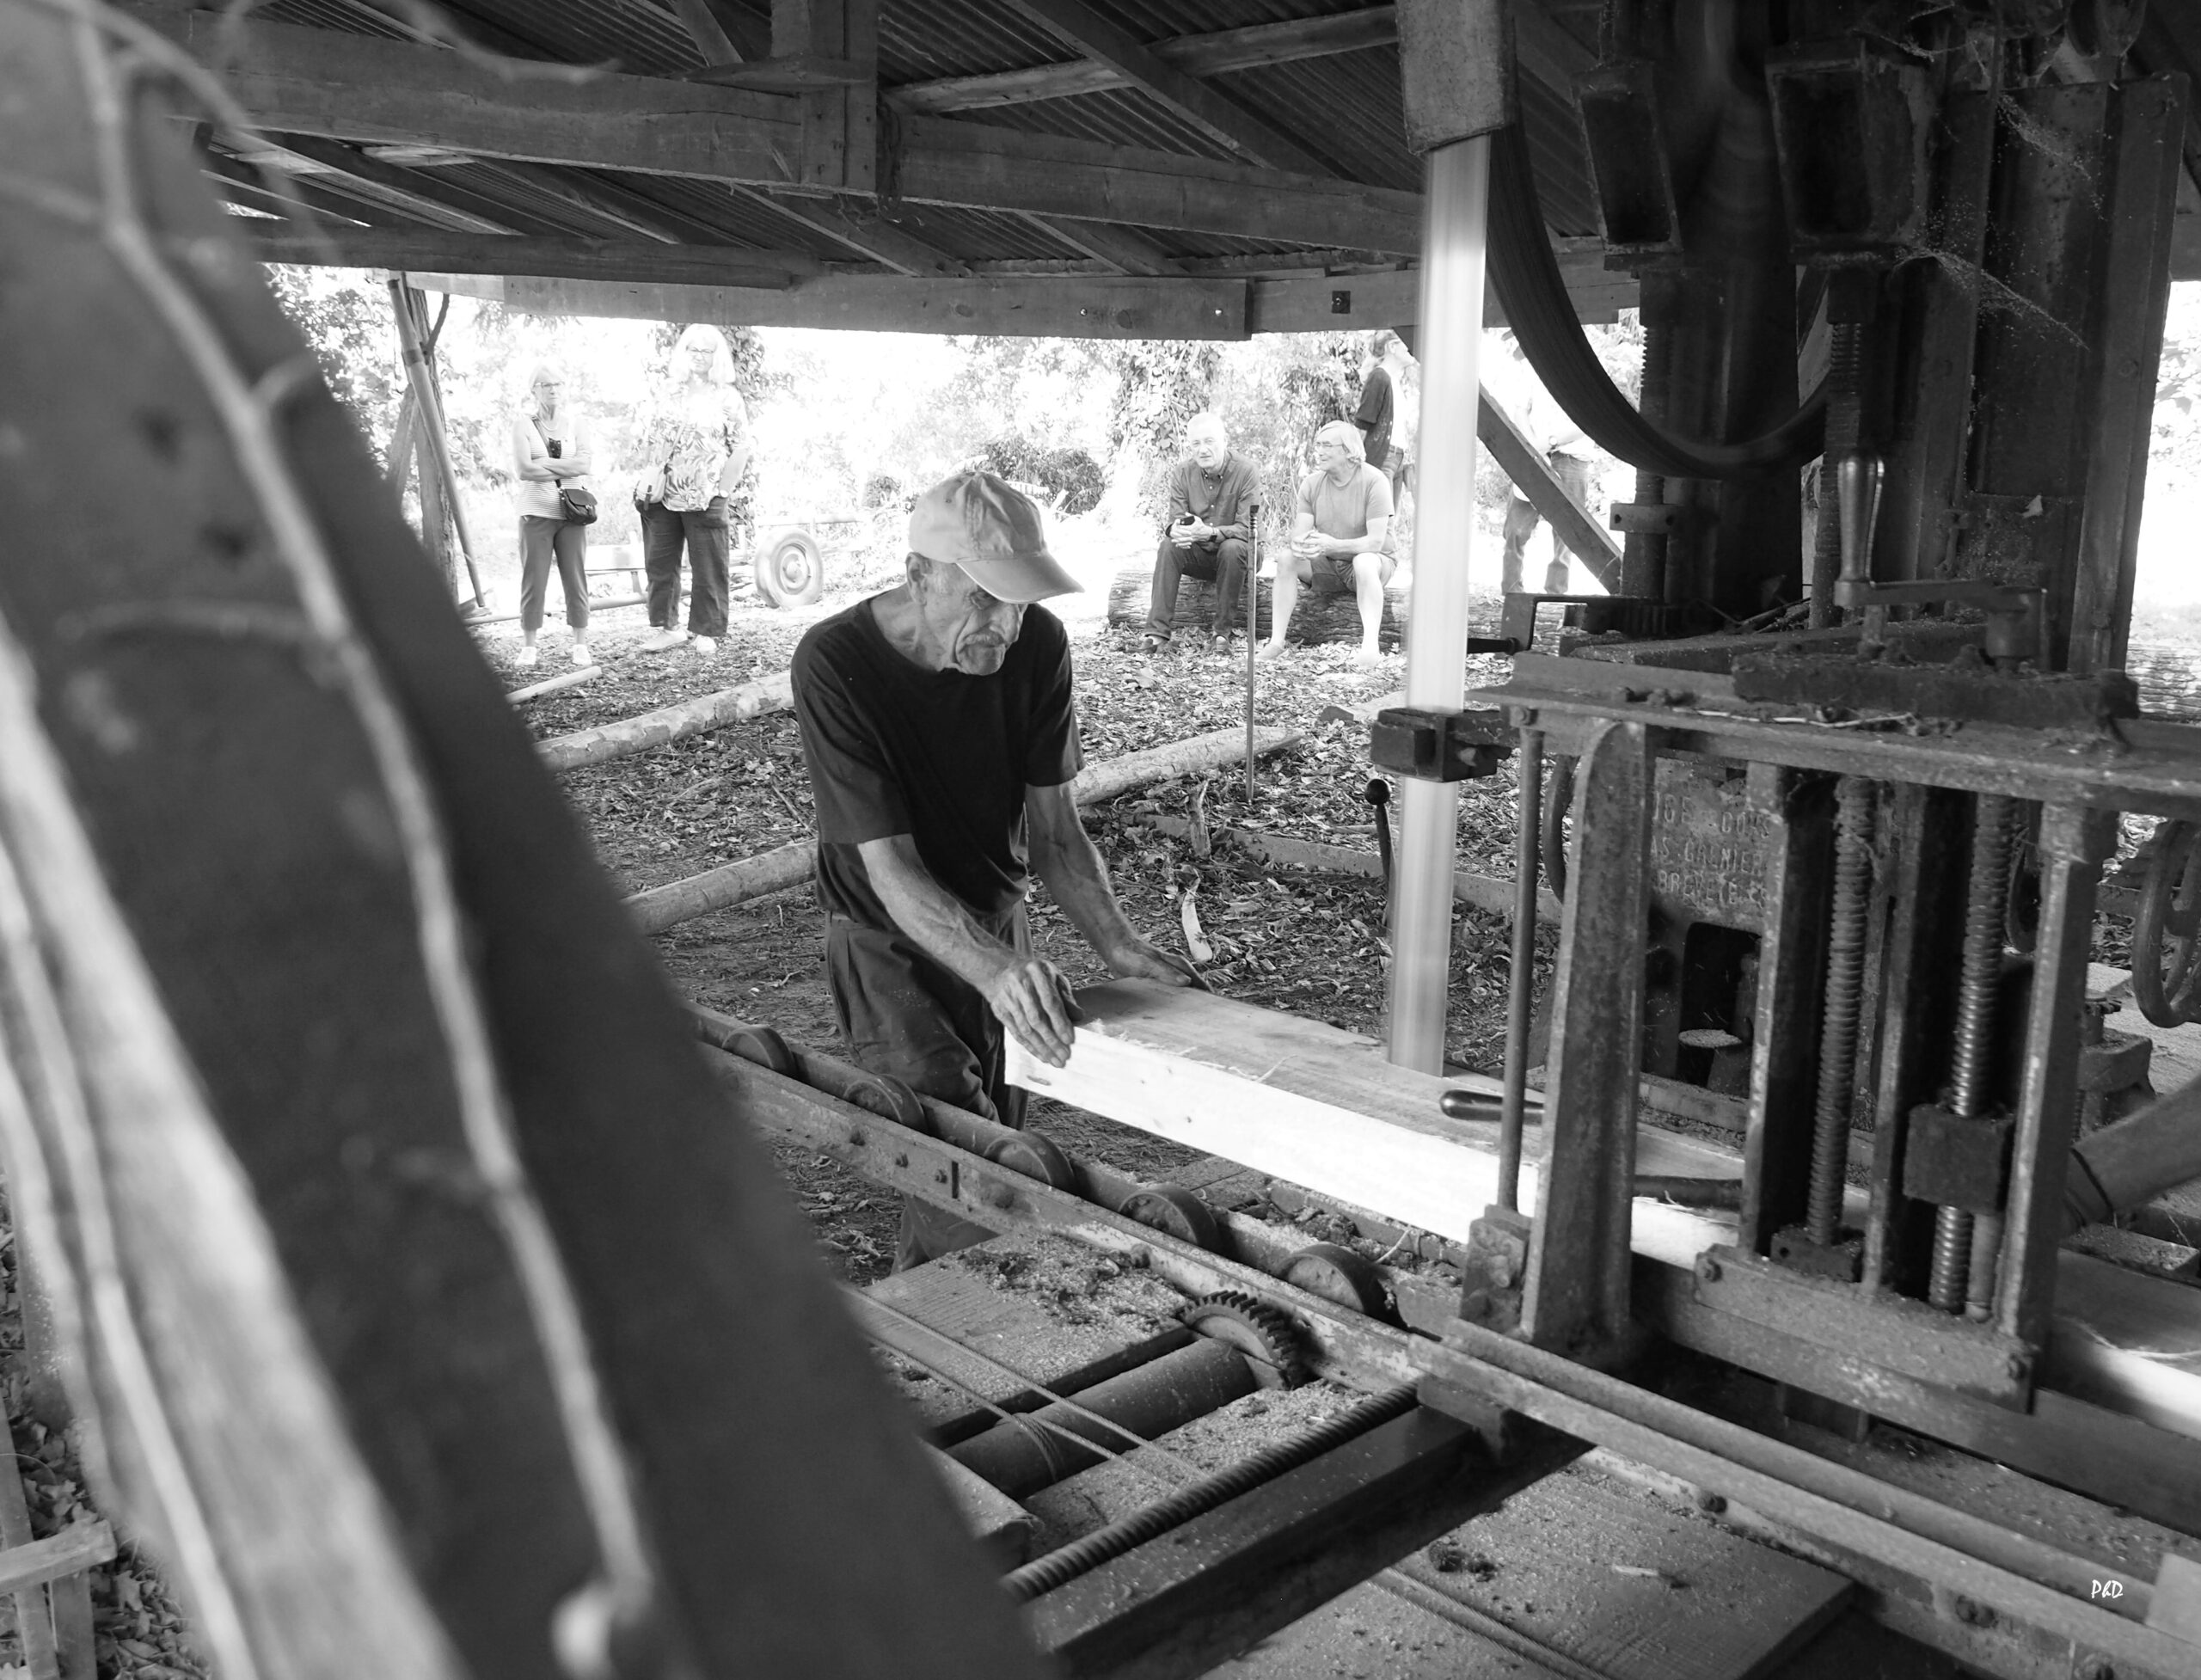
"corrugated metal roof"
225,0,1619,293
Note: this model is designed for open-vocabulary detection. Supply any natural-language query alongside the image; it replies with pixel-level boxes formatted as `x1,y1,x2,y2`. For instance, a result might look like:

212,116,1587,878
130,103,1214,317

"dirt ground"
493,576,1547,1285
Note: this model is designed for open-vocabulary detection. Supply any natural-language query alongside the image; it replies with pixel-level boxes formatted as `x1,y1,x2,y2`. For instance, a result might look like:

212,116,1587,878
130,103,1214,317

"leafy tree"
266,265,403,467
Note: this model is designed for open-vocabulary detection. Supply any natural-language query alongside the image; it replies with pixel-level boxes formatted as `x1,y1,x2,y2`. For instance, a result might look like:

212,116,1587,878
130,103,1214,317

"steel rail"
704,1042,2188,1670
1421,1324,2188,1673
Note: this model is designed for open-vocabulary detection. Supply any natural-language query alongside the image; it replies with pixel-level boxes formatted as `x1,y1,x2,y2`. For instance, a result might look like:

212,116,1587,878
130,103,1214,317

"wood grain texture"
1009,980,1735,1258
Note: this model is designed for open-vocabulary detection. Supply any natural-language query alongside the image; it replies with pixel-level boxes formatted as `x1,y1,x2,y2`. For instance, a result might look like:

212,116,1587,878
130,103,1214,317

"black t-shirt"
1356,365,1395,466
792,597,1083,929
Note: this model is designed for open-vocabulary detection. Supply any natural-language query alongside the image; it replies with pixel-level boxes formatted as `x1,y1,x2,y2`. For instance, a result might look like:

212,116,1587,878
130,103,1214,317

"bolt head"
1695,1489,1727,1515
1695,1254,1722,1285
2075,1657,2115,1680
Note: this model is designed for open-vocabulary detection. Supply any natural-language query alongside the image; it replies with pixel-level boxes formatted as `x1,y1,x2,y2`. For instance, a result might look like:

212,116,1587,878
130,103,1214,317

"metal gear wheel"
1182,1291,1306,1389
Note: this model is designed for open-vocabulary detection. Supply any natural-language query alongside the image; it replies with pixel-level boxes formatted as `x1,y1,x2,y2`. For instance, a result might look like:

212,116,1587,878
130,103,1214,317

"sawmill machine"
1389,0,2201,1493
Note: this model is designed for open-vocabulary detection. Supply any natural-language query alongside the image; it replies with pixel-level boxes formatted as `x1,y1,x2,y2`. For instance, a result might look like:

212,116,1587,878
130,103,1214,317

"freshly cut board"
1007,980,1741,1261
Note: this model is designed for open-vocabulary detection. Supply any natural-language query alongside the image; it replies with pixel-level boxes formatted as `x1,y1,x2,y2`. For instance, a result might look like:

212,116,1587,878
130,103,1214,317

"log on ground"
506,665,603,704
1106,561,1409,648
624,724,1302,934
540,669,794,771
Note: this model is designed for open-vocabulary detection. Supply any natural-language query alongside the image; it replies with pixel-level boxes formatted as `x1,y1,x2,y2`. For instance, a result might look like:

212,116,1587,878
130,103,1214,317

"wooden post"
388,279,487,607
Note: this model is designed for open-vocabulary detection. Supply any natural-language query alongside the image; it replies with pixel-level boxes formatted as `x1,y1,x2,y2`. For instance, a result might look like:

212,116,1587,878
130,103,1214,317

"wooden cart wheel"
2133,818,2201,1025
753,526,825,607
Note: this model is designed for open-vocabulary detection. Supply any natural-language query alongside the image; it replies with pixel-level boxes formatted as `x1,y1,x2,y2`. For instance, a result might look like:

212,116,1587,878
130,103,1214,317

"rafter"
259,134,564,236
888,7,1397,116
1016,213,1182,277
730,188,968,277
669,0,744,64
150,15,1422,251
997,0,1335,176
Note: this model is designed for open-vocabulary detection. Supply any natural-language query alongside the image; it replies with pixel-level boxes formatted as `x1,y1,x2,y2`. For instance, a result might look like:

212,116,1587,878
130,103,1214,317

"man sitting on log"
1263,420,1396,670
792,471,1201,1270
1142,412,1260,657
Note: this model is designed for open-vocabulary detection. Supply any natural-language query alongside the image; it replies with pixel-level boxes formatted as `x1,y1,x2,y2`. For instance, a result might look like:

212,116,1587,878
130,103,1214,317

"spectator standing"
510,362,594,669
634,323,752,657
1355,329,1415,490
1143,412,1260,656
1491,334,1593,596
1263,420,1395,669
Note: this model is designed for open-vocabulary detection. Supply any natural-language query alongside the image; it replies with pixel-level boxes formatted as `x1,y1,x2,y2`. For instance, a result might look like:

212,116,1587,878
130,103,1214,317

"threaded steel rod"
1001,1385,1419,1602
1498,727,1542,1214
1807,778,1874,1244
1932,794,2015,1313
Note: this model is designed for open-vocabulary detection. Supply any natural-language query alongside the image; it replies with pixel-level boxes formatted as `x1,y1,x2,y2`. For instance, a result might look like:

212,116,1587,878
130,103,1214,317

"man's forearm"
869,857,1022,994
1033,825,1142,965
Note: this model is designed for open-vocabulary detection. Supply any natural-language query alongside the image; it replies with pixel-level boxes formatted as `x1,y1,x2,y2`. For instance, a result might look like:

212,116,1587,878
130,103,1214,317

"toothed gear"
1182,1291,1307,1388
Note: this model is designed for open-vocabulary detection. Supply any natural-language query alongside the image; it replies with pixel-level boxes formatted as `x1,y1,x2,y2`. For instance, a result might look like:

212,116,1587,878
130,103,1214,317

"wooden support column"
1520,718,1656,1363
389,279,484,605
776,0,877,193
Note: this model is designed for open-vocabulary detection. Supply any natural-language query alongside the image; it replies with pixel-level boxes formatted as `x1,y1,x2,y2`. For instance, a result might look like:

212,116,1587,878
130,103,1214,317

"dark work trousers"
826,904,1031,1271
639,495,732,638
1501,451,1593,596
518,514,590,634
1143,534,1248,641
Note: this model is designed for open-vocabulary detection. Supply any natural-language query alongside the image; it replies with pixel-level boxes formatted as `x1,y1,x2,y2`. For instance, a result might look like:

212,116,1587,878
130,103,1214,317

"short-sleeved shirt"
512,411,591,521
792,598,1083,929
638,383,750,512
1298,461,1395,548
1355,365,1395,467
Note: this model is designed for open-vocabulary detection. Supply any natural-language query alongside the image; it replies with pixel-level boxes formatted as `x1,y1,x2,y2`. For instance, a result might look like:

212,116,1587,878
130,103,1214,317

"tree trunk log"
506,665,602,705
540,671,794,771
1106,560,1410,648
624,724,1303,935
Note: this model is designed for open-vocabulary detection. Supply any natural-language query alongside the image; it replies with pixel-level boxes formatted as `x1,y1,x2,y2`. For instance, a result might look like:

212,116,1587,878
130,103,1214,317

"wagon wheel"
2133,818,2201,1026
753,526,825,607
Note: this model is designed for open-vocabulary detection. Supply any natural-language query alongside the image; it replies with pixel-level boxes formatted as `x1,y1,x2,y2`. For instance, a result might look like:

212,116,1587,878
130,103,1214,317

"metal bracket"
1369,708,1504,782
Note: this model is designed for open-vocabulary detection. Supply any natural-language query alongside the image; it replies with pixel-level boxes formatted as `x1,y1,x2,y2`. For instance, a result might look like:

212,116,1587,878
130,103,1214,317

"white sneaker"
691,635,717,656
641,628,686,653
515,645,539,669
571,643,594,667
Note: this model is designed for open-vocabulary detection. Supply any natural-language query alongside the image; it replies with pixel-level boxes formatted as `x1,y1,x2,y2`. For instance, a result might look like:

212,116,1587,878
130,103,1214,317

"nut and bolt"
1949,1594,1995,1628
1695,1489,1728,1515
1695,1255,1722,1285
2075,1657,2115,1680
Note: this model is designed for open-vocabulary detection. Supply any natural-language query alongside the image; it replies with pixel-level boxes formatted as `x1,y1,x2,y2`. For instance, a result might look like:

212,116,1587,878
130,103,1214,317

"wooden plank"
254,134,561,236
505,665,602,705
414,270,1249,339
1247,258,1638,334
1021,214,1184,277
1000,0,1335,176
671,0,744,64
0,1411,58,1680
1016,982,2201,1448
1389,1468,1854,1680
162,14,1424,252
1008,981,1739,1257
888,6,1400,115
250,226,811,285
1478,388,1622,586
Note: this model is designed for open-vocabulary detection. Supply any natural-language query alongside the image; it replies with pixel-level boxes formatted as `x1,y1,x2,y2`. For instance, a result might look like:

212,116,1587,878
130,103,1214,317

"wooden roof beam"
203,151,399,228
151,15,1422,250
998,0,1337,176
418,269,1247,339
669,0,745,64
244,225,818,286
891,5,1397,116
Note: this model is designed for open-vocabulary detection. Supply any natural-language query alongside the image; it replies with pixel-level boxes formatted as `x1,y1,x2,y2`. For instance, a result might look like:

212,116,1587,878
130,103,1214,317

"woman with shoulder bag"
511,361,597,668
632,323,752,658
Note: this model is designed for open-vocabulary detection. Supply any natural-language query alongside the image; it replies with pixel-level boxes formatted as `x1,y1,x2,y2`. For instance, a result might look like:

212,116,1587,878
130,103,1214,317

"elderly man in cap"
1263,419,1396,669
792,470,1200,1268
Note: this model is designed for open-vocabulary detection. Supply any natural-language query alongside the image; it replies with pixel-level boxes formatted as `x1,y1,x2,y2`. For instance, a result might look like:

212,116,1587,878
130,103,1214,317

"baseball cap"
908,470,1082,604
